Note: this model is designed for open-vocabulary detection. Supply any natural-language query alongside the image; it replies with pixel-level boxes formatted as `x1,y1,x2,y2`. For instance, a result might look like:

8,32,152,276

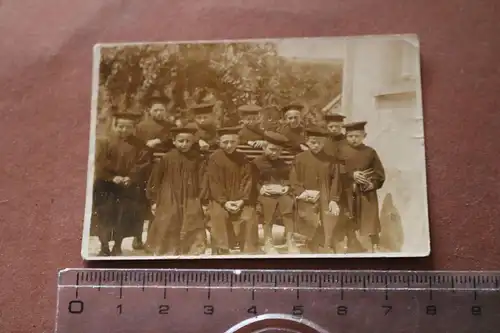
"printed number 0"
68,300,84,314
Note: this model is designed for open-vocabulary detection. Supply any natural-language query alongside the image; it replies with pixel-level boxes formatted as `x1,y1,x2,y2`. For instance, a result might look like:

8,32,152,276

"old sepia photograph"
81,34,430,260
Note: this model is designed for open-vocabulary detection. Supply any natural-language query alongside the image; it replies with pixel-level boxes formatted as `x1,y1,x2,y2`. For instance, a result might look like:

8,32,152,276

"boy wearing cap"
252,131,299,254
134,95,175,249
145,127,207,256
93,112,151,256
278,104,309,152
322,113,360,252
323,113,347,158
289,127,342,253
206,127,259,255
190,102,218,152
237,104,273,148
339,121,385,253
135,95,175,151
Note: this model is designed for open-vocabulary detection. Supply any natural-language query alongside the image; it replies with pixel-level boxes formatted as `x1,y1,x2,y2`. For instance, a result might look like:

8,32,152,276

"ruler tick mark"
208,275,211,300
119,274,123,299
340,276,344,300
75,272,80,299
473,277,477,300
252,275,256,301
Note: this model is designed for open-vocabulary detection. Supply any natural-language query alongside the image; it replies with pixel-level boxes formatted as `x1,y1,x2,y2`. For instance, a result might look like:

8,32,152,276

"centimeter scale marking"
56,269,500,333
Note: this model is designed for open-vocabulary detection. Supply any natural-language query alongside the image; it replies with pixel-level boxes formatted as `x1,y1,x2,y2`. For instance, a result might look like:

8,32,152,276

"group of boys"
92,95,385,256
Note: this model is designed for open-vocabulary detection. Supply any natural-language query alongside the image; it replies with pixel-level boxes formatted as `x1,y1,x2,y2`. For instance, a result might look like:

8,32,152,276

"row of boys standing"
92,95,385,256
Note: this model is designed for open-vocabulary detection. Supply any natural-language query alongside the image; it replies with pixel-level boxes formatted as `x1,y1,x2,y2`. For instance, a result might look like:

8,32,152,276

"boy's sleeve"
237,162,254,204
147,157,166,204
94,138,115,181
289,158,305,196
207,158,228,205
329,163,341,202
370,150,385,190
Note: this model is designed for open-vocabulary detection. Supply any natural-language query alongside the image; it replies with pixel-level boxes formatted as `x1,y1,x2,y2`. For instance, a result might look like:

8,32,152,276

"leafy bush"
97,42,342,132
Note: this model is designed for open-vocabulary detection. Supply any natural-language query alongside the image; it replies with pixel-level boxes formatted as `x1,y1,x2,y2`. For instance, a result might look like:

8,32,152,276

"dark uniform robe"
92,135,150,244
337,143,385,237
135,117,174,151
135,117,175,218
323,134,346,159
289,150,341,246
252,155,294,230
278,125,307,153
238,123,278,144
193,124,218,149
207,149,259,253
145,149,207,255
323,133,356,249
191,124,218,206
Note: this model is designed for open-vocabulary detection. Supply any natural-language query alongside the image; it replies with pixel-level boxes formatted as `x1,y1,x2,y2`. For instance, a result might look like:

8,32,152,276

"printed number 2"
204,305,214,315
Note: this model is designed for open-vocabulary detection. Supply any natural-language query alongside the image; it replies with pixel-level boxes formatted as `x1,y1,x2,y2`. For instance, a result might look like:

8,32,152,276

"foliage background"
96,42,343,134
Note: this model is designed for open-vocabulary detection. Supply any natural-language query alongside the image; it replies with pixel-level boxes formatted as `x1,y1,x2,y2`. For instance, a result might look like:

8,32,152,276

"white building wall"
341,35,430,255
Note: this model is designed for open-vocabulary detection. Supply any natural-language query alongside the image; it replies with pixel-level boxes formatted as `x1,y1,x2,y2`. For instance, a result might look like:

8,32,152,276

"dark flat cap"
324,113,346,122
217,126,243,136
191,102,215,115
113,112,143,121
262,131,290,147
237,104,263,114
170,127,198,135
343,121,367,132
305,127,330,137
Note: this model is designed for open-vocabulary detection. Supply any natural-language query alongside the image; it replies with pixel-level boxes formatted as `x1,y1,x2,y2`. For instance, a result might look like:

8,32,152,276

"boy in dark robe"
290,127,342,253
207,127,260,255
322,113,361,252
237,104,274,147
190,102,219,152
278,104,309,153
252,131,299,254
323,113,347,159
135,95,175,151
133,95,175,249
93,112,150,256
338,121,385,253
145,127,207,256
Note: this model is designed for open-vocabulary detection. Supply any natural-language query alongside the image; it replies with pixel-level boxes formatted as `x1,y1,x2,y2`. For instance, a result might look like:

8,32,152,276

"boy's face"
284,110,301,128
346,130,366,147
114,119,136,138
150,103,168,121
173,133,195,153
194,113,215,128
219,134,239,154
306,136,326,154
326,121,344,136
263,142,282,160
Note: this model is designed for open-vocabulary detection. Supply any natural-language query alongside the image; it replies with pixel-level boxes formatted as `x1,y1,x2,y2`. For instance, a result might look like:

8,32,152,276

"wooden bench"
153,145,297,163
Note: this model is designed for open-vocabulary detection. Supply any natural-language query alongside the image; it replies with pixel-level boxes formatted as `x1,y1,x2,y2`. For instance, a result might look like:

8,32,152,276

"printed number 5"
292,305,304,316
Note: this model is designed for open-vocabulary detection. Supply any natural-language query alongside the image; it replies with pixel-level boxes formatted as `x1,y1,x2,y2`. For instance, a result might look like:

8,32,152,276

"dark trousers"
209,202,258,253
